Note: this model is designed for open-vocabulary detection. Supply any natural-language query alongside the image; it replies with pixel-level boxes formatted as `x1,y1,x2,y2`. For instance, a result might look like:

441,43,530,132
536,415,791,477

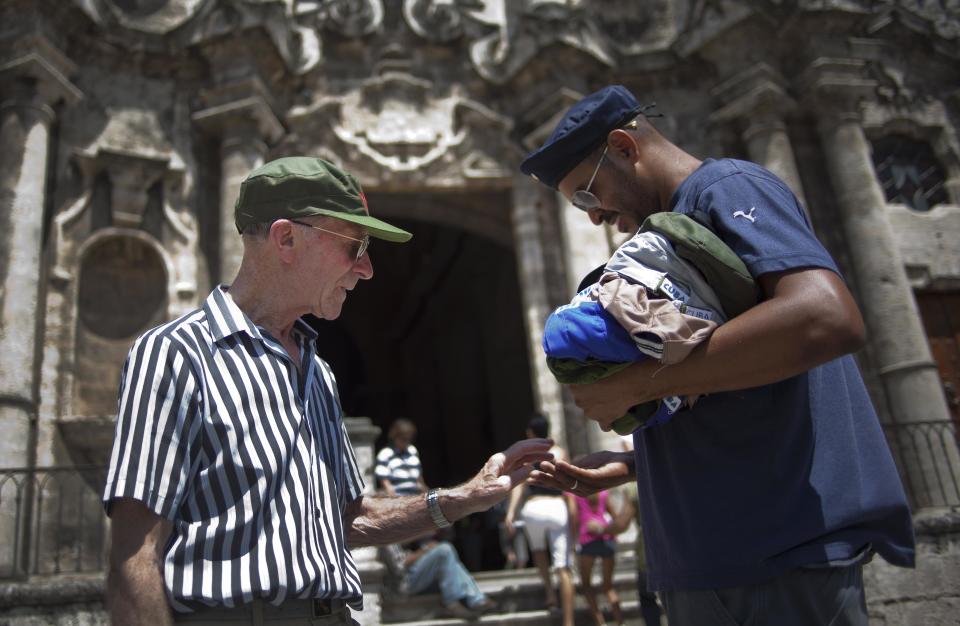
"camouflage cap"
234,157,412,242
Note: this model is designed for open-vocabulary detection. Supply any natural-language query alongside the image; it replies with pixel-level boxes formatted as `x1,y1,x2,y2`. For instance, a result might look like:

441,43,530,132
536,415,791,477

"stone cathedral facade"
1,0,959,624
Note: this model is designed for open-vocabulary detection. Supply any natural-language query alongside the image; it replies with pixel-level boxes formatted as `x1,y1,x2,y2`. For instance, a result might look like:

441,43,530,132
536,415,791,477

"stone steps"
382,555,662,625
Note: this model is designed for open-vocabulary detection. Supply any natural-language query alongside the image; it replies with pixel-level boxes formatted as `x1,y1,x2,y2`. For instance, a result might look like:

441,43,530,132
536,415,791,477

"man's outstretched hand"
527,449,634,496
458,438,555,515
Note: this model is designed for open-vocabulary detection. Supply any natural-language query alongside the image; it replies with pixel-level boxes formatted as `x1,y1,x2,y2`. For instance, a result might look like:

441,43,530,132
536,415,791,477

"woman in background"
506,413,575,626
574,489,624,626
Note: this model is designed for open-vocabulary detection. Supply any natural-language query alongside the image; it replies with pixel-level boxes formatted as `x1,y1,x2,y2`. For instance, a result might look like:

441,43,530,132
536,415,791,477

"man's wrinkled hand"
464,438,553,514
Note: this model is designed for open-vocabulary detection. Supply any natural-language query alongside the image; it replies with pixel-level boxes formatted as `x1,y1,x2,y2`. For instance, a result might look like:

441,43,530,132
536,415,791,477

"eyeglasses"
571,145,608,212
288,219,370,263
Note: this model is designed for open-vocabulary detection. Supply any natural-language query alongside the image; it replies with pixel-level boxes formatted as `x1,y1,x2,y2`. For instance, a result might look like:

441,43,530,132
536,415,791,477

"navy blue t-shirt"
633,158,915,592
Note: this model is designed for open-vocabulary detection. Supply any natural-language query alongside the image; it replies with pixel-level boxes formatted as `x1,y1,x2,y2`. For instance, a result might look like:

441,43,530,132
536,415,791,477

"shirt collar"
203,285,319,347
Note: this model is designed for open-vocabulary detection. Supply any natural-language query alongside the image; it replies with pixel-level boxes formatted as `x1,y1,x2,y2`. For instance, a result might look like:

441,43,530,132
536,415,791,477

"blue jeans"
404,542,487,608
660,563,868,626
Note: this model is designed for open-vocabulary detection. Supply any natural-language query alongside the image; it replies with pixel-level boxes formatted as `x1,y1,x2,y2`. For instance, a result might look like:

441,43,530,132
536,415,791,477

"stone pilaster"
0,34,80,471
510,174,567,448
518,87,644,456
344,417,384,626
802,58,958,509
0,33,80,578
193,78,283,284
554,190,628,456
711,63,808,209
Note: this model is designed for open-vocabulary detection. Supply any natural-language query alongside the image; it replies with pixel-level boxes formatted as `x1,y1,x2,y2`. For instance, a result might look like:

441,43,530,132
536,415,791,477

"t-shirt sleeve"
102,332,201,520
697,169,839,278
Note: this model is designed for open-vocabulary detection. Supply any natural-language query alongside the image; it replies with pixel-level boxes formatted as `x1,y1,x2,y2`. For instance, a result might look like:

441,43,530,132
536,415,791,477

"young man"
103,157,553,625
523,85,915,625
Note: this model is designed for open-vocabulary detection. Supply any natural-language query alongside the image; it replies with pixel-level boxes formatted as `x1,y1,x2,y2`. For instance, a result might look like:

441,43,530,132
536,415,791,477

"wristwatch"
426,488,452,528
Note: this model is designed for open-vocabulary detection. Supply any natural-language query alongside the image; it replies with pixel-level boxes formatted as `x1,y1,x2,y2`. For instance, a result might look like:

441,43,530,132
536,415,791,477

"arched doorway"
310,196,536,570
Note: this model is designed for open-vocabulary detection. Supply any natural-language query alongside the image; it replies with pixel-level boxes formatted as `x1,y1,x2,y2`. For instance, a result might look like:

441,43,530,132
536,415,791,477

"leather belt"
174,597,350,623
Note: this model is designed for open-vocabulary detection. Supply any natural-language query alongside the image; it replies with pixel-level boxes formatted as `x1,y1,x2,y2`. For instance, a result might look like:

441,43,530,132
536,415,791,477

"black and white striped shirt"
374,445,423,495
103,286,365,612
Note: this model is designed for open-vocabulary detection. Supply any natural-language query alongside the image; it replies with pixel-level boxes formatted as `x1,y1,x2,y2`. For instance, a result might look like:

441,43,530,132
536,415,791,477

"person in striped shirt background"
102,157,553,626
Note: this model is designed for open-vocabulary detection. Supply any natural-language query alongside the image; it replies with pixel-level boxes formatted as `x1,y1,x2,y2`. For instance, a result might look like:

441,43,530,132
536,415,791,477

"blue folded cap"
521,85,644,189
543,300,642,362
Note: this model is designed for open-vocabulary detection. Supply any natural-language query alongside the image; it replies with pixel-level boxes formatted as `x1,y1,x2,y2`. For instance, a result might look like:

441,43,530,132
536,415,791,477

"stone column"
193,78,283,284
517,90,625,456
554,190,631,455
344,417,384,626
711,63,808,208
510,175,567,448
0,33,80,575
803,59,958,509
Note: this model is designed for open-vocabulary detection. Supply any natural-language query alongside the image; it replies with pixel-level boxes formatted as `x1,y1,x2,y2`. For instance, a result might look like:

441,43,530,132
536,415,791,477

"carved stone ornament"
876,0,960,41
794,0,960,39
286,71,513,187
673,0,754,57
403,0,475,43
73,0,210,34
400,0,674,84
292,0,384,37
72,0,322,74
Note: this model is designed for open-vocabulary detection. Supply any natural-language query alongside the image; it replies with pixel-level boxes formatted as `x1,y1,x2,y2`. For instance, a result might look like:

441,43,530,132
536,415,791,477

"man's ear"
270,220,298,264
607,129,638,161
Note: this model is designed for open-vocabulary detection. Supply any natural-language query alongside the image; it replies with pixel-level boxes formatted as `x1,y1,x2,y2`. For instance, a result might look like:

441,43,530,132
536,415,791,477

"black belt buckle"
312,599,333,617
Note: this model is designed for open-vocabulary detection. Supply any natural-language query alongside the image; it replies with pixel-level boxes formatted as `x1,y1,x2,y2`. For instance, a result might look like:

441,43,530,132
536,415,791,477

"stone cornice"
0,33,82,109
520,88,586,152
0,574,104,608
62,2,960,87
192,77,285,144
798,57,878,118
709,63,795,125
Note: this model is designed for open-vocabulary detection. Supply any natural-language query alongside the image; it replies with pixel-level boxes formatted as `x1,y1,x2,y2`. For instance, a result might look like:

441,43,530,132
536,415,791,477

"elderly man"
103,157,552,625
524,86,915,626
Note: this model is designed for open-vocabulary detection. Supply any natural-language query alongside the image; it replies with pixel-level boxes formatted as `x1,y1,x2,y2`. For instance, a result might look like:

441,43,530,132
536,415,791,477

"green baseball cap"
234,156,413,242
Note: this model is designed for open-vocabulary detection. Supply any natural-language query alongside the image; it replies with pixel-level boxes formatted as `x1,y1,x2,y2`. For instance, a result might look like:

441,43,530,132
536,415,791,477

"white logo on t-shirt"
733,207,757,223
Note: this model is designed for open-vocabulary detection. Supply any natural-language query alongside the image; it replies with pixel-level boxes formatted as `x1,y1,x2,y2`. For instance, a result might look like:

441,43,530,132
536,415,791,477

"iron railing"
0,420,958,580
0,466,108,579
883,420,960,509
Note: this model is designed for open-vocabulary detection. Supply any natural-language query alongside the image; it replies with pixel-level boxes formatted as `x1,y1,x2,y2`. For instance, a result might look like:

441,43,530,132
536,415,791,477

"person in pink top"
573,490,624,626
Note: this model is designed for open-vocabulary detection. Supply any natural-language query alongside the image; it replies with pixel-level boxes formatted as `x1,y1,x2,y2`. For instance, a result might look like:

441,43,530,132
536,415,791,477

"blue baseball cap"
521,85,645,189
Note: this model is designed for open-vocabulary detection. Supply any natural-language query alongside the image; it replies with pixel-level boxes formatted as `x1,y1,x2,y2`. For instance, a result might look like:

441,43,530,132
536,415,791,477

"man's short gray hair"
241,221,273,239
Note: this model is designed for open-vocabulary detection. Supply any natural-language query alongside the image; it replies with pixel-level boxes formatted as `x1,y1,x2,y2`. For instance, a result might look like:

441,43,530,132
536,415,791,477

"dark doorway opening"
309,213,535,570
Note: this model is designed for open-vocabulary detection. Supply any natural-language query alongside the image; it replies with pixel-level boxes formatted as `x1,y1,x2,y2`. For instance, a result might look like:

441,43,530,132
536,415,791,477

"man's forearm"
347,492,434,547
108,559,173,626
585,271,866,415
346,485,477,547
348,438,553,546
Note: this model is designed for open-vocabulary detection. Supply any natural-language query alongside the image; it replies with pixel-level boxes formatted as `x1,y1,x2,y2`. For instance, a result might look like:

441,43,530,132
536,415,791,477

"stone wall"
866,511,960,625
0,576,107,626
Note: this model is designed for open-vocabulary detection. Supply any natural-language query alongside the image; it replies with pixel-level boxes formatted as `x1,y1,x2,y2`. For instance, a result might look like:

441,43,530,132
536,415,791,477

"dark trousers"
660,563,868,626
637,568,664,626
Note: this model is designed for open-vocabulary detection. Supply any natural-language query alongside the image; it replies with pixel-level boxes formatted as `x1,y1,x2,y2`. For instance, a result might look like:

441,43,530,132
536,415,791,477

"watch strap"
426,488,452,529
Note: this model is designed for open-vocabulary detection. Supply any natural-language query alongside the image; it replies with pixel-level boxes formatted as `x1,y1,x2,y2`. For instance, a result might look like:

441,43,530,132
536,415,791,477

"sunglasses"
571,145,608,212
288,219,370,263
